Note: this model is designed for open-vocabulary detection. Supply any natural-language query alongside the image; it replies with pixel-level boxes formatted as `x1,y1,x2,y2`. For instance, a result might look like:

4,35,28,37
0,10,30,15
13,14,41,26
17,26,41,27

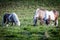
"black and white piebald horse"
2,12,20,26
33,8,59,27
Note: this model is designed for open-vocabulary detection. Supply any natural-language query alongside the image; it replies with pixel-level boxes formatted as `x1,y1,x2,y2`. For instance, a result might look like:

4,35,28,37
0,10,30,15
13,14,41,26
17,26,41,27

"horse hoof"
56,26,59,28
6,24,9,27
33,24,37,26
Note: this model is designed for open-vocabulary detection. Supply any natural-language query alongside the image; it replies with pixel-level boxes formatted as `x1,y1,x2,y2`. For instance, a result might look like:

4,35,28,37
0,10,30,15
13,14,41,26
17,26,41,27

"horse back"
39,10,45,19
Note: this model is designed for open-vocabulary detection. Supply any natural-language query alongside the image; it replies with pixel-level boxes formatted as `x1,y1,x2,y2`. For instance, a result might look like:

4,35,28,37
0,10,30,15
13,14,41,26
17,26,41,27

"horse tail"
2,14,6,26
57,11,59,17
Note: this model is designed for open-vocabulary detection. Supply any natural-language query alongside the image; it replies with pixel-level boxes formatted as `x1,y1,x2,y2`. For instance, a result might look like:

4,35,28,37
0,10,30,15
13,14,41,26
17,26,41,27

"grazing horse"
2,12,20,26
33,8,59,27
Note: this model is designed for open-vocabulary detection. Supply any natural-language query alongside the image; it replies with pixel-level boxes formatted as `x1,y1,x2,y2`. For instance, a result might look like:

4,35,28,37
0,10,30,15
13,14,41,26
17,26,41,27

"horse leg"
33,17,37,26
5,19,9,27
11,22,14,26
45,19,49,25
2,18,5,26
40,18,44,25
55,19,58,27
2,16,6,26
45,15,50,25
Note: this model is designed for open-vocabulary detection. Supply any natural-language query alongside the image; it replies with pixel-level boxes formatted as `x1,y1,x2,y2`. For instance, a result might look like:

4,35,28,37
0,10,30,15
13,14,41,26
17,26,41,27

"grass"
0,1,60,40
0,24,60,40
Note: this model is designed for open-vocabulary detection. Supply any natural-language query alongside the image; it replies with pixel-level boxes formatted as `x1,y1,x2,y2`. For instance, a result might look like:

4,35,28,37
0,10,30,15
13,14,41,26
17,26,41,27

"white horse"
33,8,59,27
2,12,20,26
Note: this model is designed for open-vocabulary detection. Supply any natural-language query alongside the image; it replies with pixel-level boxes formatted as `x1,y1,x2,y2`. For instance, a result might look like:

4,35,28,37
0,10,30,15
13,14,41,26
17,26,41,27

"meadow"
0,0,60,40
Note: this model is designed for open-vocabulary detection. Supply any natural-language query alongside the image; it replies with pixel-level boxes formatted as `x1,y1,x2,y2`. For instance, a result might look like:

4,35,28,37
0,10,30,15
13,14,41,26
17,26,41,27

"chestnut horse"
33,8,59,27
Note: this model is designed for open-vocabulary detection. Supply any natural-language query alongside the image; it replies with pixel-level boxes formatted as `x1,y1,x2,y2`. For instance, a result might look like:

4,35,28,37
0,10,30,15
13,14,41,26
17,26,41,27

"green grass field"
0,1,60,40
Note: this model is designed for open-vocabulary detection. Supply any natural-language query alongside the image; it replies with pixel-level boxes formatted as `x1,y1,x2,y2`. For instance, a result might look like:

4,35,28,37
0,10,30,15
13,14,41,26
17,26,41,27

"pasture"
0,1,60,40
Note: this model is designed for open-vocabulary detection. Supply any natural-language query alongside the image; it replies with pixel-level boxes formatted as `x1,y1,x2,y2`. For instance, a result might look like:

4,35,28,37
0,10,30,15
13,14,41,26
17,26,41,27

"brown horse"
33,8,59,27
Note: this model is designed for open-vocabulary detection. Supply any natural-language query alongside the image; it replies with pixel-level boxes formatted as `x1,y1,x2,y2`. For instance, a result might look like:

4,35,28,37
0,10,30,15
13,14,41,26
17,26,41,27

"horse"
33,8,59,27
2,12,20,26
